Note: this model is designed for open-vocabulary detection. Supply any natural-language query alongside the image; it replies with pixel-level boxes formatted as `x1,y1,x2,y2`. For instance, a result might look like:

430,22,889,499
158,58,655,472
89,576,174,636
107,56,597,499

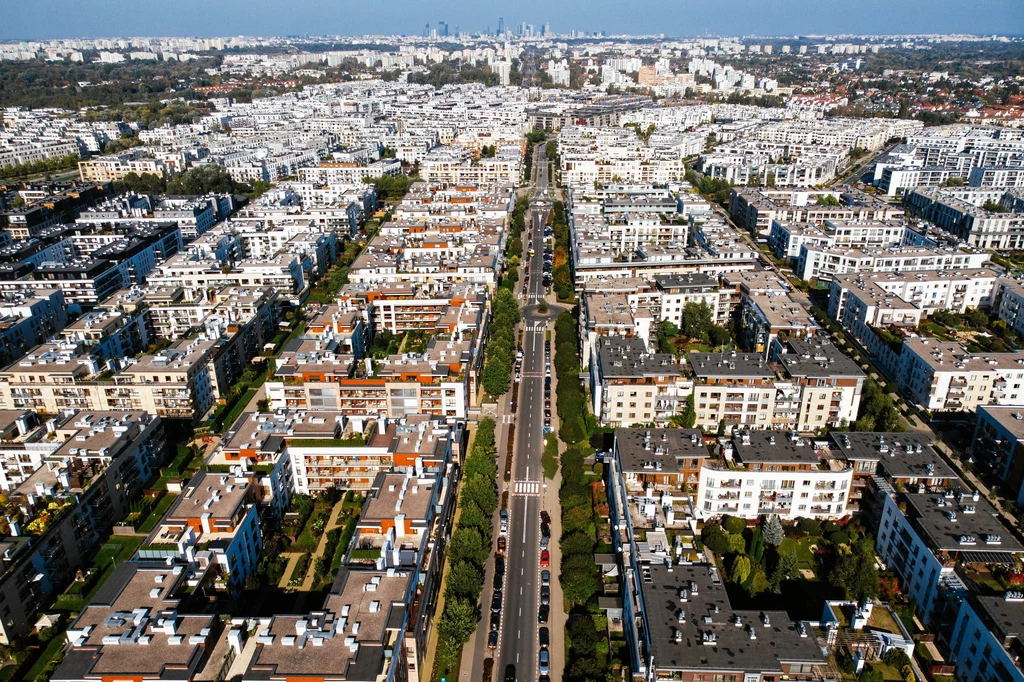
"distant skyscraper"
424,23,430,38
497,17,505,36
543,22,551,37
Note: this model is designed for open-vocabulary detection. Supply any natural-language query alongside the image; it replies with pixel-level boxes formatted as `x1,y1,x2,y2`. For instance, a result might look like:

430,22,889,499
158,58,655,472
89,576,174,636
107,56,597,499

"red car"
540,549,550,567
540,510,551,524
498,537,507,553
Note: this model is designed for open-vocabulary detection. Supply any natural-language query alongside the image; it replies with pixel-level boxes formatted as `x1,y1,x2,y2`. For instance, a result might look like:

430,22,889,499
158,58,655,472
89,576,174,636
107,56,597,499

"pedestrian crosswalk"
512,480,541,495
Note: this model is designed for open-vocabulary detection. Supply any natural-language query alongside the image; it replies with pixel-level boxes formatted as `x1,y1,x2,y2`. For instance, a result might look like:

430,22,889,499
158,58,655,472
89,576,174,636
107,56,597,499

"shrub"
798,517,822,535
722,515,746,535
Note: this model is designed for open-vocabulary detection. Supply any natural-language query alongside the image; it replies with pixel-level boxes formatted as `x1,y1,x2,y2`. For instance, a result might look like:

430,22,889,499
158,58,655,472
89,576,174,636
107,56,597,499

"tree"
460,475,497,515
727,533,746,554
449,526,488,567
722,515,746,535
567,613,600,657
749,569,771,596
438,598,478,646
731,555,752,584
763,515,784,547
669,394,697,429
682,301,714,342
828,541,879,602
561,553,600,605
861,664,885,682
815,194,841,207
799,518,821,535
770,550,799,591
748,527,765,565
445,562,483,602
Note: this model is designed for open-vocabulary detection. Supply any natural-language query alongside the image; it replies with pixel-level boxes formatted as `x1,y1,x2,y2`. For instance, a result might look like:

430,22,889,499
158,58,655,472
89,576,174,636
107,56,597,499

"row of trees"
480,288,520,396
850,377,905,433
550,201,574,301
524,129,546,180
111,164,269,198
434,418,499,673
0,153,80,181
362,173,417,202
554,312,590,445
553,309,611,682
685,167,732,206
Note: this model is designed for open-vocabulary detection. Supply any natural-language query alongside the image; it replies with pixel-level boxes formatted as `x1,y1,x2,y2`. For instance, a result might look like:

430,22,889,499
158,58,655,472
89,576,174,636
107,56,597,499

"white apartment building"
797,244,991,282
899,338,1024,412
696,430,854,521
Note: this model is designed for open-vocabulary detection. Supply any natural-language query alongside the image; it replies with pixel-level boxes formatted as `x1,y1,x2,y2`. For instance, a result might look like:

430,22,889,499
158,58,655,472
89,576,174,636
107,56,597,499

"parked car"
538,604,549,624
493,572,503,591
540,522,550,538
497,536,506,552
539,627,549,648
540,535,549,551
495,555,505,576
540,549,549,566
541,569,550,586
490,611,501,630
539,649,550,674
488,630,498,649
541,585,550,605
540,510,551,524
491,593,502,613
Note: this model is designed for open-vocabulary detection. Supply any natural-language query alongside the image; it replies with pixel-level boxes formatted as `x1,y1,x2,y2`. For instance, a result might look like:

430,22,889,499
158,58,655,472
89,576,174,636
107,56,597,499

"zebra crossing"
524,323,546,333
512,480,541,495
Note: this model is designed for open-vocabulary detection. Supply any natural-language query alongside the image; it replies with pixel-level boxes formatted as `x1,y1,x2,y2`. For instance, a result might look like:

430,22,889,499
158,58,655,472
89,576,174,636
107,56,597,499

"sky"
2,0,1023,41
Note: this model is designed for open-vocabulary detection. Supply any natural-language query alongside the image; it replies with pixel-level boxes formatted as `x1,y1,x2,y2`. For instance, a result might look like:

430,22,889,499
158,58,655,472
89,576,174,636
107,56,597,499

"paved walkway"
276,500,347,591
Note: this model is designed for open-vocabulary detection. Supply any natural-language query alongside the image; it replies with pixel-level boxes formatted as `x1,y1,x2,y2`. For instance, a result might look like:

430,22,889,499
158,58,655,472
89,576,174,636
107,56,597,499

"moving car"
504,665,516,682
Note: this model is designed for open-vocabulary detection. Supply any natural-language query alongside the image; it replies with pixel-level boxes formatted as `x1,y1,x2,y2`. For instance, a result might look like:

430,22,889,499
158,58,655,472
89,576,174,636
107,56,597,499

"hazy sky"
2,0,1023,40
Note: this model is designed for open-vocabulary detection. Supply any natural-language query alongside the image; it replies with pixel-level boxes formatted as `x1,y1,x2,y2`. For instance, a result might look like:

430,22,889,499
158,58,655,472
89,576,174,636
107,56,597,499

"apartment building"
997,277,1024,339
689,351,776,432
697,430,854,520
0,288,67,367
141,470,263,592
740,290,819,358
0,410,166,643
876,488,1023,628
589,337,690,428
904,186,1024,250
899,338,1024,412
580,292,655,371
52,561,222,682
730,187,904,238
768,219,909,261
625,561,827,682
78,152,167,182
949,593,1024,682
971,406,1024,506
238,567,418,682
776,338,865,431
797,244,991,282
831,431,961,519
612,427,708,501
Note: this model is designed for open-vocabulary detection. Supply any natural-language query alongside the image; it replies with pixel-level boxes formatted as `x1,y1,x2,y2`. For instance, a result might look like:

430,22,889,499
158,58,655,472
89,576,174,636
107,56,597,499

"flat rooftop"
614,428,708,476
689,352,774,380
641,562,825,673
904,491,1023,554
830,432,957,480
245,568,413,681
732,430,820,465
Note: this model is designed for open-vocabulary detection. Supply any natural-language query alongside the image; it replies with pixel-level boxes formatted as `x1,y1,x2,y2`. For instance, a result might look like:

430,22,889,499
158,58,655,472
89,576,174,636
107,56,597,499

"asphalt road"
491,144,553,682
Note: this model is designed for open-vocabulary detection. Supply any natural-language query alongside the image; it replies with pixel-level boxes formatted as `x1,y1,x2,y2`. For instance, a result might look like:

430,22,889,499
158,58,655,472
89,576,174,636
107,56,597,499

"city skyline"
2,0,1024,40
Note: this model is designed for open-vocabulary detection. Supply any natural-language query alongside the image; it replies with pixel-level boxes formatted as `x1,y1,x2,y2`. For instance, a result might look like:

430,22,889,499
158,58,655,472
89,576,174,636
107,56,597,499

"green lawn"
137,494,176,534
21,632,65,681
778,535,820,570
542,437,559,479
